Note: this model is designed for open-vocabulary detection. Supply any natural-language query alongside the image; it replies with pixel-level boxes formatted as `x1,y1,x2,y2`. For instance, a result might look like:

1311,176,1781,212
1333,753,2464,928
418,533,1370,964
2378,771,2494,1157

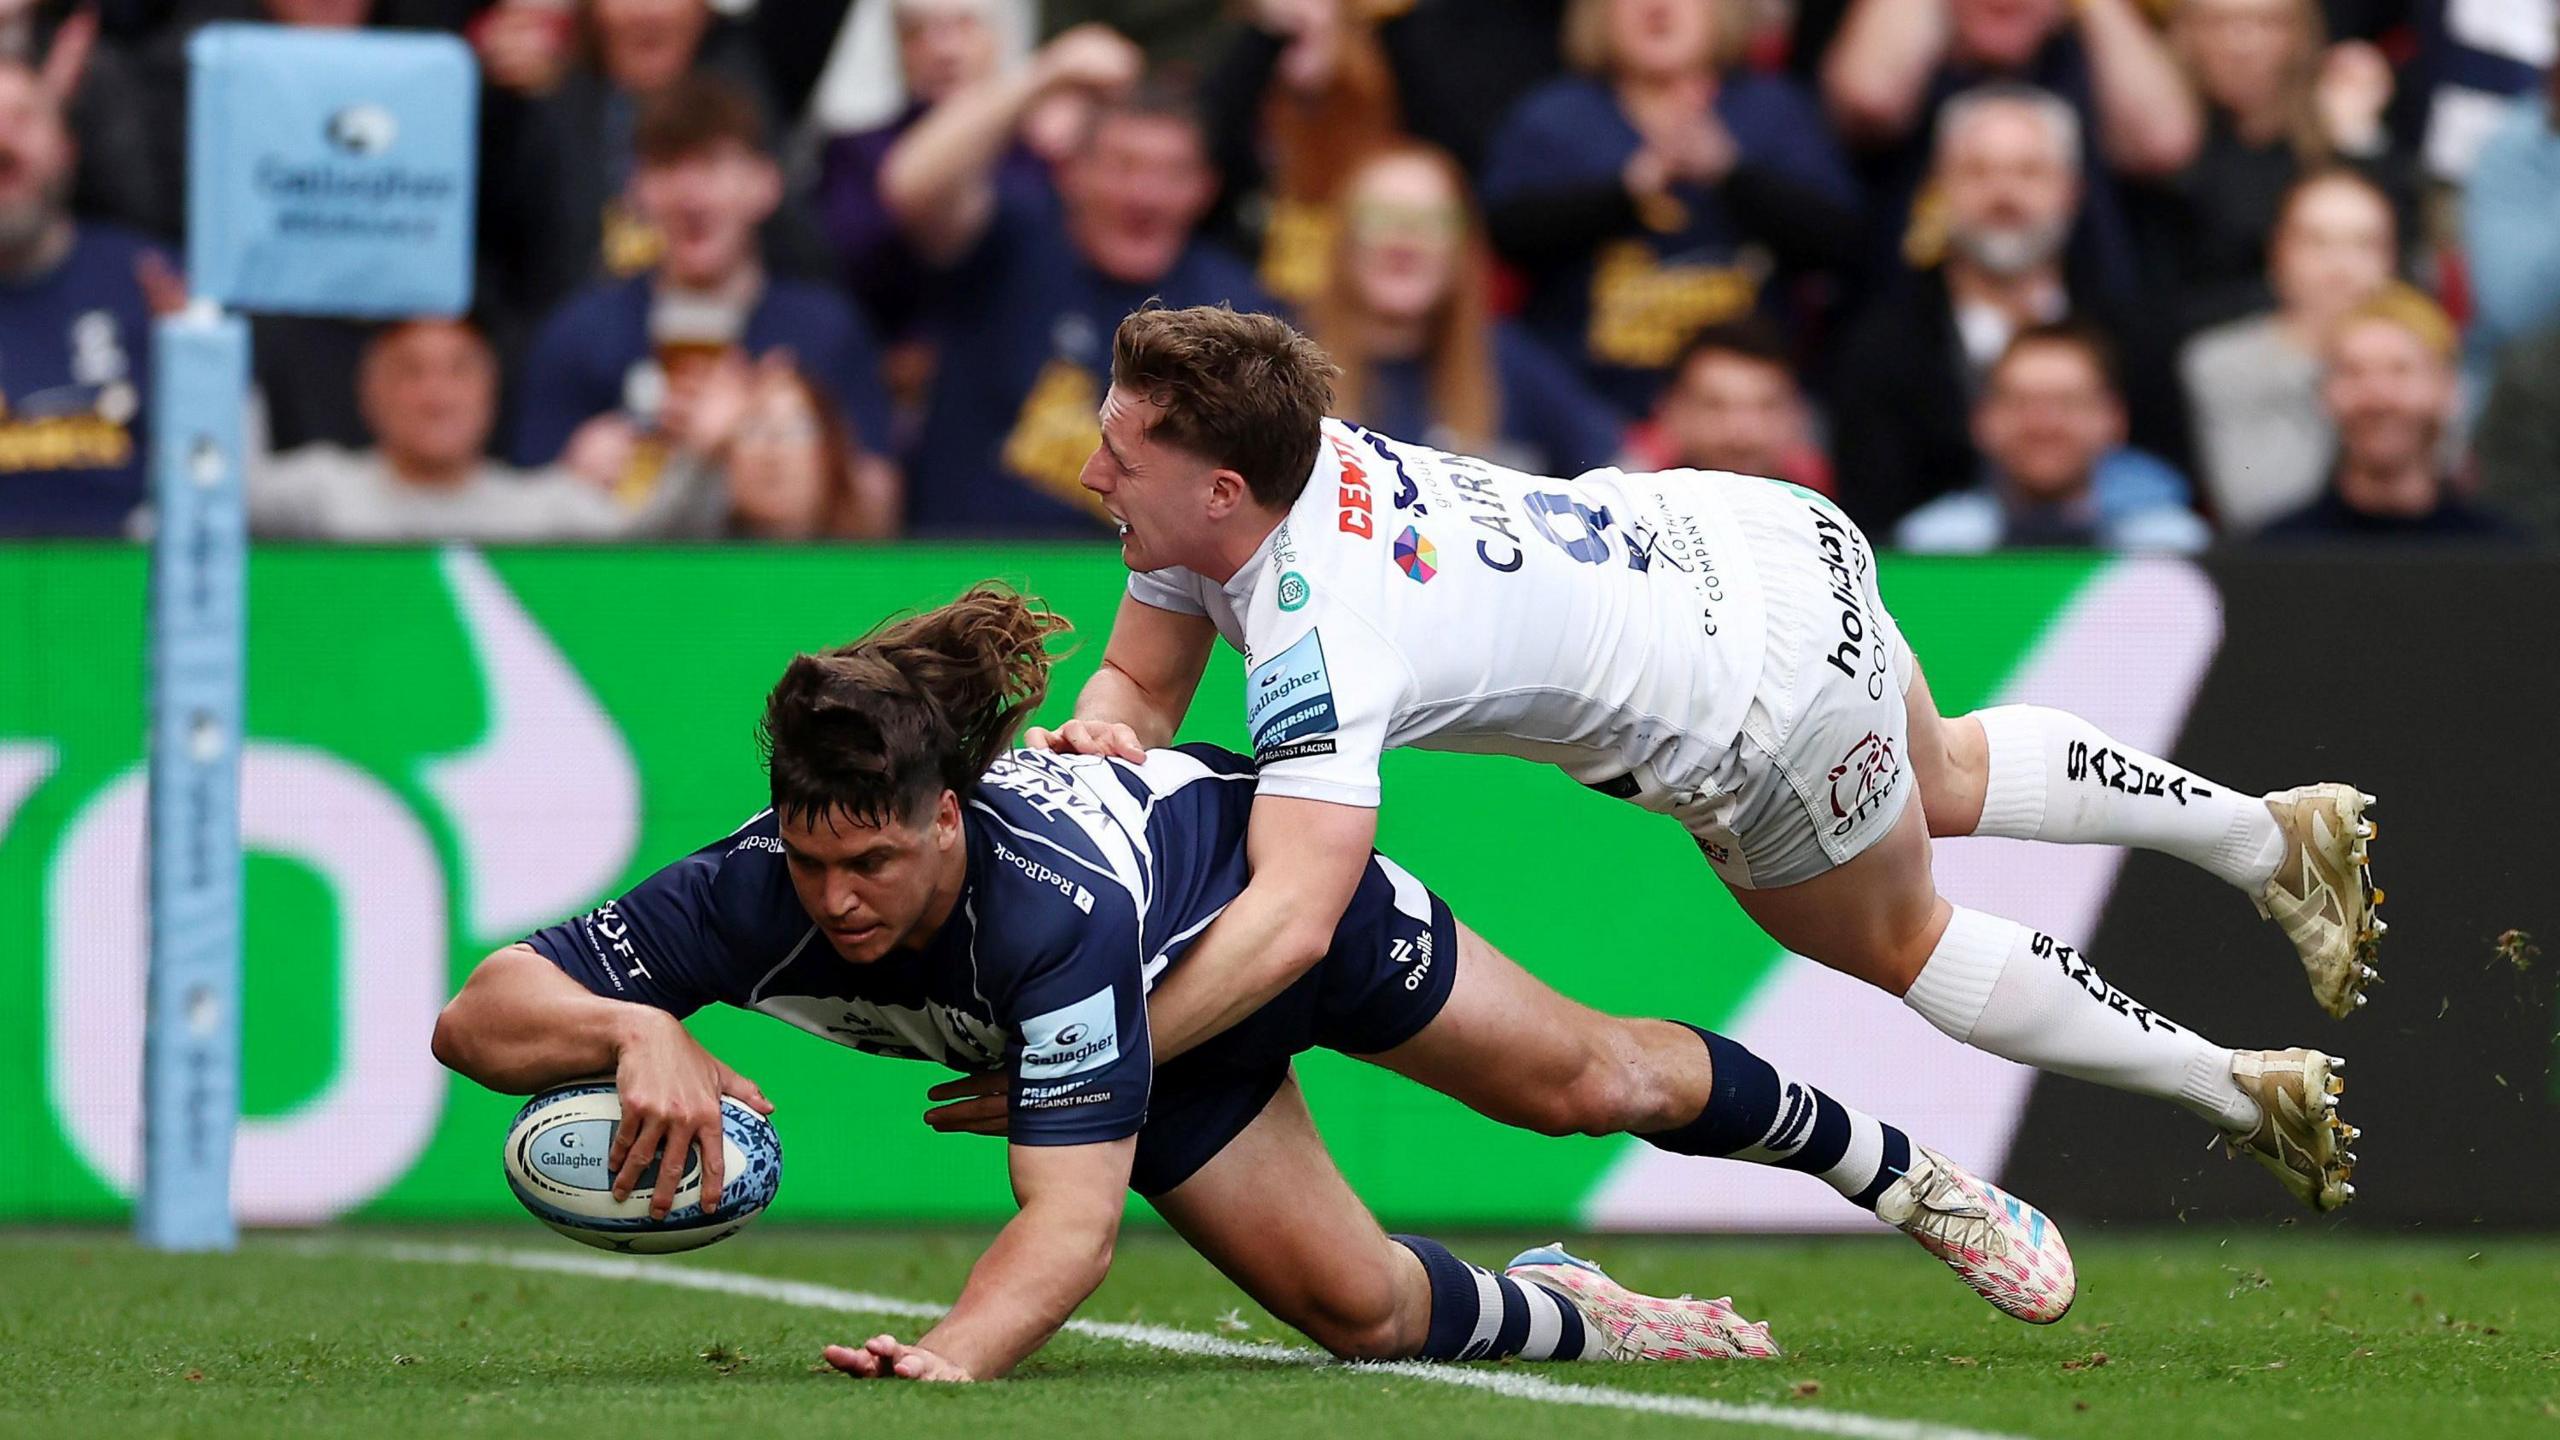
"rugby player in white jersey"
1027,305,2378,1215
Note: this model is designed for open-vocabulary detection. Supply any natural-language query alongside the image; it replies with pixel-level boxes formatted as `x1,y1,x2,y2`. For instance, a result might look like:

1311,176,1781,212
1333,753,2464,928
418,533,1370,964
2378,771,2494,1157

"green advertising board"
0,543,2112,1228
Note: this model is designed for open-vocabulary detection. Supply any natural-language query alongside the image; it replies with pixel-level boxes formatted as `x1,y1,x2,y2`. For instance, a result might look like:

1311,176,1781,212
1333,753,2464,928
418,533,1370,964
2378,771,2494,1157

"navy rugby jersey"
526,745,1261,1148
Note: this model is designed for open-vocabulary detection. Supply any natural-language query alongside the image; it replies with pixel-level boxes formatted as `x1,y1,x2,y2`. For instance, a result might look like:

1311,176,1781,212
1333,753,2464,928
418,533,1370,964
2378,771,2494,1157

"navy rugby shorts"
1127,853,1458,1196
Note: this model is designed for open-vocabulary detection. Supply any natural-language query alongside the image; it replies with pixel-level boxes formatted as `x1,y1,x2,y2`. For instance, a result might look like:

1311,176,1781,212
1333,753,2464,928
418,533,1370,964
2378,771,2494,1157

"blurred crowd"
0,0,2554,549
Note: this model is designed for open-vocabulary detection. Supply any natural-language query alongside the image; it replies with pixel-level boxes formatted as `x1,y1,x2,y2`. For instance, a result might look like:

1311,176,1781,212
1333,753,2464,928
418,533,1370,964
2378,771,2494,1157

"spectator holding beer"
509,72,897,529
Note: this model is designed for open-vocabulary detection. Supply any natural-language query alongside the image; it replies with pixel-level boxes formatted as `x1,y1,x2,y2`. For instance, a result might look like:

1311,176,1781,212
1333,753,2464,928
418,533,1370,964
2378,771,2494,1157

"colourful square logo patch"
1394,526,1437,583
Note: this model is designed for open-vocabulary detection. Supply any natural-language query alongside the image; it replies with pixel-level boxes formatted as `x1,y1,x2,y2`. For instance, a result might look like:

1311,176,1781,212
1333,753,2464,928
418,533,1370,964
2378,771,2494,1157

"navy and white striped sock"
1638,1023,1914,1211
1392,1234,1599,1362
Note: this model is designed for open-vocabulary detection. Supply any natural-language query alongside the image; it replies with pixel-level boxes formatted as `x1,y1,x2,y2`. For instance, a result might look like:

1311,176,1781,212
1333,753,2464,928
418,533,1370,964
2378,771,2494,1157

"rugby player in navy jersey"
432,586,2076,1385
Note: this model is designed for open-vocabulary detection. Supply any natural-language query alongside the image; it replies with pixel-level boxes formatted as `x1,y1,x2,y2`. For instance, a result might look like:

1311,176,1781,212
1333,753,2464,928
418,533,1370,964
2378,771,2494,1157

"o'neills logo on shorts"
1828,730,1899,837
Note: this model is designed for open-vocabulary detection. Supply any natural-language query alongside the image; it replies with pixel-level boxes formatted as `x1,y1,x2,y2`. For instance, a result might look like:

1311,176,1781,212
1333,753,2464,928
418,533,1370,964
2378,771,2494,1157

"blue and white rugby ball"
502,1082,782,1254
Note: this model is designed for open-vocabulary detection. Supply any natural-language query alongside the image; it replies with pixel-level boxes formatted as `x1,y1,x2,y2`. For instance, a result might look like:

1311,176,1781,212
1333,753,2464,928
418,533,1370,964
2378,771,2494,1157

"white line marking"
321,1241,2039,1440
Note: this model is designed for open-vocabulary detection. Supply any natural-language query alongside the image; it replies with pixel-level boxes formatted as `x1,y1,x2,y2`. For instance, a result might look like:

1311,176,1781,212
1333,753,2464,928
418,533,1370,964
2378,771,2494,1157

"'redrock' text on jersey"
1126,419,1779,811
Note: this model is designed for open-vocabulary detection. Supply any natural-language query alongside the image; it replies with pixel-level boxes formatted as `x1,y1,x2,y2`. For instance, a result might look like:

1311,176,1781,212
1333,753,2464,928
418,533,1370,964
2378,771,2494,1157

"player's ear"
1204,467,1250,519
932,790,962,846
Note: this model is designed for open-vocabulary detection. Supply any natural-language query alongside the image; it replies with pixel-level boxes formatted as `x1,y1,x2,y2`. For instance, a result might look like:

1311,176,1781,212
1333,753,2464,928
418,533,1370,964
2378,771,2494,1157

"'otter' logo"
1827,731,1900,837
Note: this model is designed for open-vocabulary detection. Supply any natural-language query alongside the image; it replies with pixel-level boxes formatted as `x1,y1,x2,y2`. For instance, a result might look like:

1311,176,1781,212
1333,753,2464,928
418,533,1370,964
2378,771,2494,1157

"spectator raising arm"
881,23,1144,265
1821,0,1953,141
2074,0,2201,176
1823,0,2198,176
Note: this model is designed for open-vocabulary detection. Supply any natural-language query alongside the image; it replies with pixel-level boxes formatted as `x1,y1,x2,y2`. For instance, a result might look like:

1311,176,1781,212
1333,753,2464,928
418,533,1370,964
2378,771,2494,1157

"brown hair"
1262,20,1401,208
759,585,1069,828
740,366,871,539
1990,319,2123,397
1077,73,1209,154
1673,316,1794,382
1312,142,1499,454
2171,0,2334,168
634,70,770,165
1562,0,1755,75
1110,304,1338,509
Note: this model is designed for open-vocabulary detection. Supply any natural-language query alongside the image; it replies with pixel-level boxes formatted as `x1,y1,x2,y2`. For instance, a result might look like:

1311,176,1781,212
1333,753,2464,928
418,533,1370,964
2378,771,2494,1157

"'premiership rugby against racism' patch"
1247,631,1339,764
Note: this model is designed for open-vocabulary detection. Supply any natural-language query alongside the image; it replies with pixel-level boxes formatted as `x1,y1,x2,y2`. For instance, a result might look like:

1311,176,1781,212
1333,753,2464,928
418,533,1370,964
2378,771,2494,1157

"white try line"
318,1241,2039,1440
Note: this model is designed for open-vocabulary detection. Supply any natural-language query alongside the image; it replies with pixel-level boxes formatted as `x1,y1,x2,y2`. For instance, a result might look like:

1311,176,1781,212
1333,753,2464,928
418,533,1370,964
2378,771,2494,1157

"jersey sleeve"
1125,565,1210,617
521,846,749,1019
997,882,1155,1147
1243,593,1408,809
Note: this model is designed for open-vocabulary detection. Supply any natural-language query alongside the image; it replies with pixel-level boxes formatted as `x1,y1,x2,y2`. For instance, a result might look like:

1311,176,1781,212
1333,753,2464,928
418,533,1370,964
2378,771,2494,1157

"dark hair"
1078,73,1209,151
1991,320,2122,396
634,71,770,165
759,585,1069,829
363,314,494,360
1110,304,1338,508
1674,317,1795,380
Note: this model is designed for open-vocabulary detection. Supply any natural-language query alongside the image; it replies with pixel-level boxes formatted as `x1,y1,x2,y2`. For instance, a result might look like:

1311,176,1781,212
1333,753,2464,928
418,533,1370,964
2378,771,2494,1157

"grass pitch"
6,1227,2554,1440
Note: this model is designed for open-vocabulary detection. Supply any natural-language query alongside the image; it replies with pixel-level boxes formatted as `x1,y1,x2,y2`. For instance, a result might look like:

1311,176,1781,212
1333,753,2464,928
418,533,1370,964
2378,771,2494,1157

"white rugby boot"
2254,785,2385,1019
2222,1047,2357,1212
1873,1148,2077,1325
1504,1245,1781,1361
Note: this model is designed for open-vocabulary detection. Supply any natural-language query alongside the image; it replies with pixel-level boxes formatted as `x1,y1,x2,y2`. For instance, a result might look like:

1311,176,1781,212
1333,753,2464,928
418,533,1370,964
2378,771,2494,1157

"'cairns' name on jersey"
1127,418,1782,812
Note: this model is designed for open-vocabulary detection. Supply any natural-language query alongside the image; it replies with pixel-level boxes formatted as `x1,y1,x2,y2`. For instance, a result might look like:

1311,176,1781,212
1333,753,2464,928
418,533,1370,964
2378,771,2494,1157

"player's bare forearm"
913,1140,1135,1378
430,944,667,1093
1071,661,1185,749
1035,596,1215,753
1146,797,1378,1062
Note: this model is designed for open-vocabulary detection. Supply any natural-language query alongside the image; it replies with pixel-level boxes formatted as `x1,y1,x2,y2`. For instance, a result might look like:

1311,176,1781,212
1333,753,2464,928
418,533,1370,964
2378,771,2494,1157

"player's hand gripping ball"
502,1083,782,1253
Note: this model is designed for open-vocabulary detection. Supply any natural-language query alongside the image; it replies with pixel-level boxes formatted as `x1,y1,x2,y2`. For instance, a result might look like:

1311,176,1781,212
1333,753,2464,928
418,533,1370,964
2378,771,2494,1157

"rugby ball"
502,1082,782,1254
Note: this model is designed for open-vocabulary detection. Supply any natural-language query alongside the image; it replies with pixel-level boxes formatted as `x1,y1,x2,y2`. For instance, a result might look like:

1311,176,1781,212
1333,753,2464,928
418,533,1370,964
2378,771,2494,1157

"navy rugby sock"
1392,1235,1598,1362
1638,1024,1913,1211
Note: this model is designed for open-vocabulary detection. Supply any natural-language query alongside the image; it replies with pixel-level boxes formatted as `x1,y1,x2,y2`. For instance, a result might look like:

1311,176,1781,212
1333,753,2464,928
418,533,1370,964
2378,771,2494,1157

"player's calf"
1500,1021,1700,1139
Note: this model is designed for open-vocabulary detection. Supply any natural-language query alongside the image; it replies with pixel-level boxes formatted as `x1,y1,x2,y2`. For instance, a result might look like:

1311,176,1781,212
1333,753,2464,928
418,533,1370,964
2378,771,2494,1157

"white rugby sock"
1904,907,2258,1131
1971,706,2284,892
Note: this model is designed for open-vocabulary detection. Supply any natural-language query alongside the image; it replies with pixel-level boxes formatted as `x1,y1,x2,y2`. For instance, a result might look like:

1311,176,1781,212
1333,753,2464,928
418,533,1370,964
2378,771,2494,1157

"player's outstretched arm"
432,944,774,1219
1145,796,1377,1063
433,944,667,1093
824,1138,1136,1382
1027,593,1217,756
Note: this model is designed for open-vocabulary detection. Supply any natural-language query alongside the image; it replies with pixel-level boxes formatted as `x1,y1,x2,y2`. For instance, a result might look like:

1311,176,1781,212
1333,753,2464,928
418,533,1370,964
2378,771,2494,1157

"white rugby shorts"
1677,480,1916,890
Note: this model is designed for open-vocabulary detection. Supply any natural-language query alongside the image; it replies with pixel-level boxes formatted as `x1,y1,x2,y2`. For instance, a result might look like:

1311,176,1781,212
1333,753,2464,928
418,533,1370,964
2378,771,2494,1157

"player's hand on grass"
1020,718,1146,762
823,1336,974,1382
922,1073,1011,1136
608,1008,775,1220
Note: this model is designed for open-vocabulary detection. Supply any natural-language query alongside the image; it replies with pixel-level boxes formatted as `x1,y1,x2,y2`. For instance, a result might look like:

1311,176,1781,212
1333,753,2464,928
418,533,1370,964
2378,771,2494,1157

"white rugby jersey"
1127,419,1776,809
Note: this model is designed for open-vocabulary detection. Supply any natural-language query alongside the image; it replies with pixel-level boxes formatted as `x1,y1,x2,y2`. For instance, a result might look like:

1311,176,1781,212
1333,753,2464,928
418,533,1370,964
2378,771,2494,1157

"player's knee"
1292,1281,1411,1361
